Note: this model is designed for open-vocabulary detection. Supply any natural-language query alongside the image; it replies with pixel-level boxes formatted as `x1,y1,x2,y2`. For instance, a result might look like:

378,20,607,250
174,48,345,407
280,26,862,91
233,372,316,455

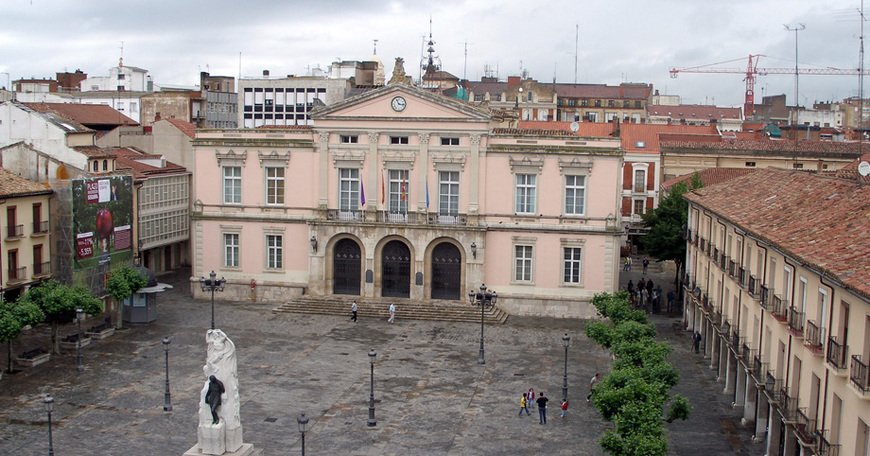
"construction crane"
670,54,870,117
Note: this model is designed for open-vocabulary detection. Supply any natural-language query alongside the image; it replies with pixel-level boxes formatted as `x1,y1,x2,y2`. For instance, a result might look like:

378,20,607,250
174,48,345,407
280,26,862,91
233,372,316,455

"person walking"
666,290,675,314
527,388,536,411
388,303,396,323
350,301,358,322
626,280,634,295
622,257,630,271
693,331,702,354
560,399,568,418
536,392,549,424
587,373,600,402
642,258,649,275
518,393,530,416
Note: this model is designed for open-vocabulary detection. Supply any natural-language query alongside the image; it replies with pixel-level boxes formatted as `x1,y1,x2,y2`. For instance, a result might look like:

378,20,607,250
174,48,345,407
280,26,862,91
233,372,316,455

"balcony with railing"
779,388,799,422
712,247,719,264
32,220,50,235
721,320,731,339
376,211,416,223
7,266,27,284
787,307,805,338
850,355,870,394
794,408,817,446
426,212,468,226
32,261,51,278
327,209,366,222
699,237,706,253
719,253,728,270
772,295,789,322
738,267,748,288
728,259,737,278
816,430,841,456
706,241,713,257
684,228,693,242
701,292,709,309
711,309,722,327
804,320,824,355
751,356,766,383
764,373,783,403
732,333,741,353
693,233,699,245
760,285,772,310
826,336,848,371
748,275,760,297
5,224,24,239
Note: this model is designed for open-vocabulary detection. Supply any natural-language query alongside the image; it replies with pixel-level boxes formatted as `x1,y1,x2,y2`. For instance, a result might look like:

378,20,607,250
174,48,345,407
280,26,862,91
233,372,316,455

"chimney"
263,69,270,78
507,76,520,89
155,112,161,122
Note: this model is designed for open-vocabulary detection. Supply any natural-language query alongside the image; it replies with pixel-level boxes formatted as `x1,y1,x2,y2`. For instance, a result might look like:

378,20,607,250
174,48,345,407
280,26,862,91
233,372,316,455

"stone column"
317,131,330,210
469,133,482,217
754,391,769,442
418,132,429,214
743,375,757,426
765,406,782,456
732,361,745,404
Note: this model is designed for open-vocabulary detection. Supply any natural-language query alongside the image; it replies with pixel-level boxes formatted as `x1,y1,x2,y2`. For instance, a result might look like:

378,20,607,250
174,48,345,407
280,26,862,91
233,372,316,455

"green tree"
22,280,103,354
639,173,704,286
105,266,147,328
0,298,44,373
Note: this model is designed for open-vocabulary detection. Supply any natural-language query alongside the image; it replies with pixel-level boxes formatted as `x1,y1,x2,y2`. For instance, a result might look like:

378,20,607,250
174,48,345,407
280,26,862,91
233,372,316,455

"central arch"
381,240,411,298
431,242,462,300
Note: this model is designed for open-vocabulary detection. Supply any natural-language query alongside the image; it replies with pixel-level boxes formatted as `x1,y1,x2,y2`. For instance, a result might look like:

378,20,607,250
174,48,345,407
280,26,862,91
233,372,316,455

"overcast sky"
2,0,867,109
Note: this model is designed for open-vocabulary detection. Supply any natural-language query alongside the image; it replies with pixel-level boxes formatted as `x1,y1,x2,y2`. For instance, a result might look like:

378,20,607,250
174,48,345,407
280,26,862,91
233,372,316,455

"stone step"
273,297,508,324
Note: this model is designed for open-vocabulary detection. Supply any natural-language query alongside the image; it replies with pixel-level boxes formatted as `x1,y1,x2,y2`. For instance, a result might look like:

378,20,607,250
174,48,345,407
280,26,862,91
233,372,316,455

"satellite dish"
859,161,870,177
569,122,580,132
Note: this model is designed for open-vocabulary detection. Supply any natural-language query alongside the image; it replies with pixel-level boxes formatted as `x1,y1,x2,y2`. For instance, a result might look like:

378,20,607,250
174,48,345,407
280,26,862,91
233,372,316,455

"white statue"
196,329,243,454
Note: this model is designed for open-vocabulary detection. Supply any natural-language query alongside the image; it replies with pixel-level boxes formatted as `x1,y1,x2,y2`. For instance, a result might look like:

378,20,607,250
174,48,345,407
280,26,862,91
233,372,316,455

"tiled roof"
466,81,507,95
661,167,757,189
162,118,196,139
621,124,718,155
23,102,138,127
109,147,187,179
684,168,870,300
554,83,651,99
518,121,617,137
255,125,313,130
72,145,115,158
647,104,741,119
660,138,865,157
0,168,52,198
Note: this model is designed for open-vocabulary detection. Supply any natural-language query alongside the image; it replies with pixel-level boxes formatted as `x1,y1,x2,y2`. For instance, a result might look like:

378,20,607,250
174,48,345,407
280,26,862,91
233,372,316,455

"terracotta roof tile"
24,102,138,127
0,168,52,198
661,167,758,189
647,104,741,119
162,118,196,139
684,168,870,300
621,124,718,155
518,121,617,137
109,147,187,179
554,83,651,99
660,138,865,157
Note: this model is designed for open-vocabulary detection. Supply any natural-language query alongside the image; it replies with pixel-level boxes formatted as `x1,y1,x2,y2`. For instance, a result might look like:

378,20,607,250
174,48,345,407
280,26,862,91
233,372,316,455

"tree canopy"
22,280,103,353
106,266,148,302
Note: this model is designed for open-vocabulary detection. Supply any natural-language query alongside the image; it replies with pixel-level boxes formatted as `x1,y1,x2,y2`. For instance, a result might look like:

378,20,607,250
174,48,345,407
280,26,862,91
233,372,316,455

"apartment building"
0,168,53,302
683,168,870,456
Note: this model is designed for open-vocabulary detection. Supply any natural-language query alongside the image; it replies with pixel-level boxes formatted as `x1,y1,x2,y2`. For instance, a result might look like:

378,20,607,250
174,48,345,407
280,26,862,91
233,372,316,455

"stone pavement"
0,263,763,455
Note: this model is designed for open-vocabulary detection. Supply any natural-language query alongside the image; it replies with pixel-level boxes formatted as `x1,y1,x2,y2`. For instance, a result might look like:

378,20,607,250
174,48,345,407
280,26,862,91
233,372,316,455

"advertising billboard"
71,175,134,271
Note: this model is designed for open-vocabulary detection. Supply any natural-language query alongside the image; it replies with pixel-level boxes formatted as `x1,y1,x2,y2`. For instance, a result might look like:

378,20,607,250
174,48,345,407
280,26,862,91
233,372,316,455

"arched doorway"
333,238,361,295
381,240,411,298
431,242,461,300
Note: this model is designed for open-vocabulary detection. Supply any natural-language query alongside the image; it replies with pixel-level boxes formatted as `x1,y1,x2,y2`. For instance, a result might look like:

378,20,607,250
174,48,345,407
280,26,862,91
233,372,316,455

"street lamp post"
76,308,84,373
199,270,226,330
368,348,377,427
162,337,172,411
297,412,309,456
44,395,54,456
562,333,570,403
467,284,497,365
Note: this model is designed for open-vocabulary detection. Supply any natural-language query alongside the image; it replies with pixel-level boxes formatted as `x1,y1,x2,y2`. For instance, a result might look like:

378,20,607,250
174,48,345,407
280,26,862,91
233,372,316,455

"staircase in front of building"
273,296,509,324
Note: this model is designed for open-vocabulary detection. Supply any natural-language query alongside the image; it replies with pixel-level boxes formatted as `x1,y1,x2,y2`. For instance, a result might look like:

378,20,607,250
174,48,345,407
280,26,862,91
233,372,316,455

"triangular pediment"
310,85,491,122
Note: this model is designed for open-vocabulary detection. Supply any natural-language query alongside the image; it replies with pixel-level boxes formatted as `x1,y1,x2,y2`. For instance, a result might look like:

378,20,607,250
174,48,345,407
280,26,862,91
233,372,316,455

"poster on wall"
71,175,134,271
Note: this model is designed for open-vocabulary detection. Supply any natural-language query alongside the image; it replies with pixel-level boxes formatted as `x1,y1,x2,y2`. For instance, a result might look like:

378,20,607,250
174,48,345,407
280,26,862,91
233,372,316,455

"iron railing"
728,260,737,278
816,430,841,456
711,310,722,327
6,224,24,238
772,296,789,321
780,388,798,422
794,408,817,445
760,285,772,310
748,275,760,296
738,267,748,288
805,320,823,352
719,254,728,270
426,212,468,226
721,320,731,338
699,237,706,253
7,266,26,282
33,261,50,277
850,355,870,392
32,220,50,234
788,307,805,336
327,209,365,221
712,247,719,264
826,336,848,370
685,228,693,242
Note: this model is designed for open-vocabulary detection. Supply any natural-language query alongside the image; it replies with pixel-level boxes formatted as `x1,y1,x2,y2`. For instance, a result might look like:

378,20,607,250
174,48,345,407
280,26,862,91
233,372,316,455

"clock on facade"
391,96,407,112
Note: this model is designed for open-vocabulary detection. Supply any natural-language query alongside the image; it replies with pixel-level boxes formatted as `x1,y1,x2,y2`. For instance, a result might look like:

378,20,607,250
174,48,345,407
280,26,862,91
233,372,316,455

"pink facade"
192,84,625,318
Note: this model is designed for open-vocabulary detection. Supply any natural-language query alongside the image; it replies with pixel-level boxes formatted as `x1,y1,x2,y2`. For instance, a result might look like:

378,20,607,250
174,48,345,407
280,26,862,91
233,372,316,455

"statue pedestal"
198,421,225,455
183,443,258,456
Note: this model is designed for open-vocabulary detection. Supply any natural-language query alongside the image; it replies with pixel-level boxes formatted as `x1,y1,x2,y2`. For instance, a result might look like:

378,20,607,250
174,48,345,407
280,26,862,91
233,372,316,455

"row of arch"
331,236,464,300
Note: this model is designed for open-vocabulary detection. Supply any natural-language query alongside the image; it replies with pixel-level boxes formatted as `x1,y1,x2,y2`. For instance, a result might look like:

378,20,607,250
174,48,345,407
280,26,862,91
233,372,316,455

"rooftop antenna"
373,39,378,55
119,41,124,67
574,23,579,83
238,52,242,80
858,1,866,159
784,23,805,155
462,40,473,101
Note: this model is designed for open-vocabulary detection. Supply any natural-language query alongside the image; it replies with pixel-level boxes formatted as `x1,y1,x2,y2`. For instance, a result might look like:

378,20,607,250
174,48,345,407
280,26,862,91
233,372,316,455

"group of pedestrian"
622,256,632,271
518,388,555,424
349,301,396,323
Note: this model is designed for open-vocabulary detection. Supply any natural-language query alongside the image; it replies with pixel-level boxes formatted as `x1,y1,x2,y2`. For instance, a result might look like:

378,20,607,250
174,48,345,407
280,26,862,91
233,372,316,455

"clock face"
391,96,407,112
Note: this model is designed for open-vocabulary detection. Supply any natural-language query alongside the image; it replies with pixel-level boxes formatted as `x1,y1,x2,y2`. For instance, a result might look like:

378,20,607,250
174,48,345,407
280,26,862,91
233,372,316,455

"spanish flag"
401,175,407,201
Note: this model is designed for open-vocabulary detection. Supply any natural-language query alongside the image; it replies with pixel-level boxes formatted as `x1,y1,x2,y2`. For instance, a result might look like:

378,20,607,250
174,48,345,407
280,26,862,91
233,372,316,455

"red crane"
670,54,870,117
